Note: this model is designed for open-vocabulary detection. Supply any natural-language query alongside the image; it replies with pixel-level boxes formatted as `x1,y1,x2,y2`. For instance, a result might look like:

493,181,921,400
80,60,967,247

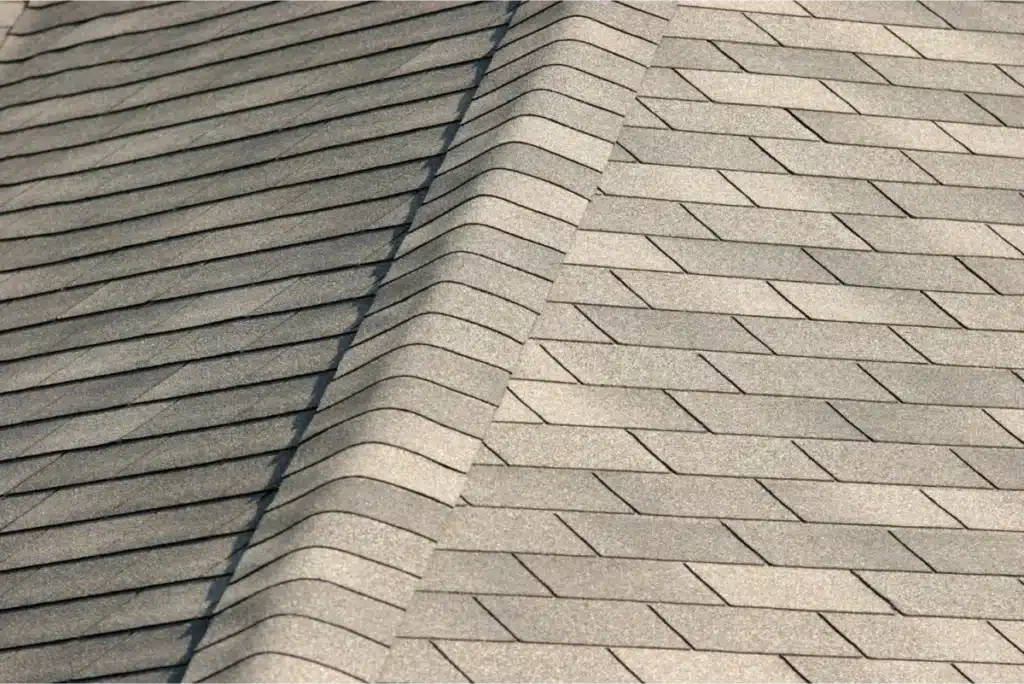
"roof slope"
3,1,1024,683
0,1,512,680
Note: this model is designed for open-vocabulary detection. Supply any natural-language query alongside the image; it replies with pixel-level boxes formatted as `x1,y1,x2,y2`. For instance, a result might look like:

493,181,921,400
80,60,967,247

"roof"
1,0,1024,681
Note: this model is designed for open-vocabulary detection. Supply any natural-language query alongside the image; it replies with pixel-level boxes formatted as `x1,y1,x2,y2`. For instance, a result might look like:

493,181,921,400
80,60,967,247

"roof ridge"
180,2,671,681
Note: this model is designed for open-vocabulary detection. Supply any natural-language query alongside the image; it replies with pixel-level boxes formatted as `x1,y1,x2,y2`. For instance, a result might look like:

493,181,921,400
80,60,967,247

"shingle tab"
435,642,638,683
687,203,872,249
634,431,830,479
889,25,1024,66
826,613,1024,663
702,351,893,401
578,195,714,238
839,215,1020,258
580,305,770,352
599,472,797,519
655,604,858,656
509,380,706,430
644,99,818,139
796,439,990,487
561,511,761,563
738,316,926,362
678,69,854,111
748,12,917,55
728,519,930,571
484,423,668,472
860,571,1024,620
861,54,1024,96
520,554,721,603
718,42,887,82
619,128,785,172
671,391,866,439
806,249,992,293
614,649,804,684
652,237,837,282
833,400,1022,447
825,80,999,124
771,281,959,326
722,171,904,215
599,161,751,204
690,563,890,612
788,657,969,684
665,5,776,43
793,110,968,152
754,138,933,182
479,596,687,647
462,466,631,513
925,488,1024,532
616,270,804,317
862,362,1024,408
763,480,961,527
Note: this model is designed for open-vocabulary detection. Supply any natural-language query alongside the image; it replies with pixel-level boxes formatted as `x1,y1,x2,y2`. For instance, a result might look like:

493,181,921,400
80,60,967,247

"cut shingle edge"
181,3,671,682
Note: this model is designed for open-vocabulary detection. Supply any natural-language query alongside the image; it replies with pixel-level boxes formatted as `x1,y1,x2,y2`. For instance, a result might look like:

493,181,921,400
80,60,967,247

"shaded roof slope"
0,1,512,680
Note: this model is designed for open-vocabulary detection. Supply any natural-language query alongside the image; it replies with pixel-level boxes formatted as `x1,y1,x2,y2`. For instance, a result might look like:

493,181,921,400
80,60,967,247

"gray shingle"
599,471,797,520
703,351,893,401
878,182,1024,225
599,161,750,204
909,150,1024,191
748,12,917,55
925,488,1024,532
889,25,1024,66
690,563,890,612
381,639,469,684
578,195,714,238
655,603,857,656
531,303,613,343
613,649,804,684
418,550,550,596
956,664,1024,684
834,400,1022,447
754,138,932,182
398,592,514,640
796,439,990,488
861,571,1024,619
439,507,592,555
960,257,1024,295
479,596,687,647
484,423,668,472
862,362,1024,408
861,54,1024,96
637,66,707,99
615,270,804,317
728,519,930,571
671,391,866,439
462,466,630,512
652,237,837,282
678,69,854,111
793,110,968,152
787,657,969,684
723,171,903,215
665,5,776,42
839,214,1020,258
620,128,784,172
510,380,704,430
561,511,762,563
825,613,1024,663
435,642,638,684
954,447,1024,489
644,99,817,139
718,42,887,82
775,281,961,326
519,554,721,603
798,1,947,27
737,316,925,362
806,249,992,293
763,480,961,527
938,122,1024,157
825,80,999,124
924,0,1024,32
633,431,831,479
651,37,741,71
548,266,647,307
928,292,1024,331
687,203,872,249
565,231,680,271
580,305,770,352
894,327,1024,368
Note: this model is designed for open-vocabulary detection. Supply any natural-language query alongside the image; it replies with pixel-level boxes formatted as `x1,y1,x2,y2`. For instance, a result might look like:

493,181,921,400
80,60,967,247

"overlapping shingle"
6,1,1024,681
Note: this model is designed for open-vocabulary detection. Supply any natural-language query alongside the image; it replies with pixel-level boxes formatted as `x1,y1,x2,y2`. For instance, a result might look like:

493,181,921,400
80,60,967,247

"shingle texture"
3,1,1024,682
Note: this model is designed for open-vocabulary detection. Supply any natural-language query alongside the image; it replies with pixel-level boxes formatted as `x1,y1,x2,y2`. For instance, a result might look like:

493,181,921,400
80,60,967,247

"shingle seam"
179,3,670,682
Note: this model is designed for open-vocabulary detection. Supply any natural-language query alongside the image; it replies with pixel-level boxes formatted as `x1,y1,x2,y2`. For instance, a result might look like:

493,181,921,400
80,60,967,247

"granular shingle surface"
2,1,1024,682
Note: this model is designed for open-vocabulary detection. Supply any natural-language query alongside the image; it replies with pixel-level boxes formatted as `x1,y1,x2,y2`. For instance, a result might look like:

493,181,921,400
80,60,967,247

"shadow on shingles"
182,65,491,676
